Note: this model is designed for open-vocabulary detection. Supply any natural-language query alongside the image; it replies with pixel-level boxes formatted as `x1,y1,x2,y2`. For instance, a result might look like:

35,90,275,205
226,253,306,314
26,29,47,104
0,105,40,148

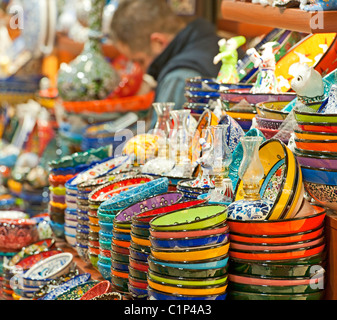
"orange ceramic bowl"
295,138,337,152
130,233,151,247
297,122,337,134
229,224,325,244
227,205,326,236
294,129,337,141
112,238,131,248
229,242,325,261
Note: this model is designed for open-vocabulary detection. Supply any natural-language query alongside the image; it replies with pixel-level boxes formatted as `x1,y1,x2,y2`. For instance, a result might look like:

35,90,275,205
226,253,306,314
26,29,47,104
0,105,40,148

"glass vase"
57,0,119,102
228,136,273,220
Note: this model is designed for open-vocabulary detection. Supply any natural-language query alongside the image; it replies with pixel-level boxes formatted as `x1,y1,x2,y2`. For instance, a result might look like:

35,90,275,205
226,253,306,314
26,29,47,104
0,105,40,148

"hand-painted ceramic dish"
55,280,99,300
301,166,337,186
99,178,169,213
111,243,130,256
148,286,227,300
149,204,228,231
131,225,150,238
113,192,183,223
39,273,92,300
149,222,229,239
97,261,112,281
149,232,229,249
151,241,230,262
295,138,337,152
89,291,122,300
255,116,284,130
147,275,228,296
234,139,301,220
256,101,291,120
227,205,326,236
304,181,337,211
130,233,151,247
148,255,229,279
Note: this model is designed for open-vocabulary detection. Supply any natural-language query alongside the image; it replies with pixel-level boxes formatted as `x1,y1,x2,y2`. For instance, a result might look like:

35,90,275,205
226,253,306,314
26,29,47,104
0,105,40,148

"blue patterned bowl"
97,261,112,281
98,221,114,234
99,230,113,242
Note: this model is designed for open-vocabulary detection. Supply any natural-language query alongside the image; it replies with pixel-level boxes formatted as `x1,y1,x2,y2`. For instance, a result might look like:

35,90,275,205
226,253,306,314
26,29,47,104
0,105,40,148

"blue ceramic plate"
39,273,91,300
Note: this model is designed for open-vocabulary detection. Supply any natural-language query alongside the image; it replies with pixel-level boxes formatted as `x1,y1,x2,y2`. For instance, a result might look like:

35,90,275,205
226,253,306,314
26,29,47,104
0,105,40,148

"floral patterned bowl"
304,181,337,211
256,116,284,130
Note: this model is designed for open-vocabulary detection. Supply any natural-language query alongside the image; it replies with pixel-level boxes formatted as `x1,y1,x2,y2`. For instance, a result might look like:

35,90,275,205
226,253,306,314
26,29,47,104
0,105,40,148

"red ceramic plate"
229,243,325,261
227,205,325,236
149,223,229,239
80,281,113,300
229,224,324,244
133,199,205,223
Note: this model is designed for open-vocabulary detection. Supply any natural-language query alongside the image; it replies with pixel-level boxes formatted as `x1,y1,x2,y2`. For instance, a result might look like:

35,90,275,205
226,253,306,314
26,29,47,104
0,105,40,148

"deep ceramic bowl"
133,199,205,224
149,232,229,249
255,101,291,120
255,116,284,130
148,286,228,301
227,290,324,300
150,240,230,262
147,274,228,296
129,257,149,272
111,243,130,256
98,221,114,234
128,265,147,280
229,224,325,245
149,204,228,231
130,232,151,247
129,246,150,262
297,121,337,134
97,261,112,281
304,181,337,211
148,270,228,287
79,280,113,300
113,191,183,223
227,205,326,236
131,225,150,238
148,256,228,279
229,253,326,278
110,259,129,272
128,283,148,298
295,138,337,152
294,129,337,141
112,230,132,241
294,108,337,124
301,166,337,186
294,148,337,169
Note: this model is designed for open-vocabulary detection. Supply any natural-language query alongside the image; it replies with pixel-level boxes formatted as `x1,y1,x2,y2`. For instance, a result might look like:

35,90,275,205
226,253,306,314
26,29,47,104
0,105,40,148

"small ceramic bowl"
112,237,131,248
256,101,290,120
97,210,115,223
294,147,337,169
149,232,229,249
97,261,112,281
110,259,129,272
304,181,337,211
98,221,114,234
64,224,77,236
128,265,147,280
80,280,113,300
112,230,132,241
295,138,337,152
111,250,130,264
294,108,337,124
99,239,111,250
297,121,337,134
257,127,280,140
65,233,77,247
131,225,150,238
111,242,130,256
255,116,284,130
294,129,337,141
149,204,228,231
301,166,337,186
98,230,113,242
151,240,230,262
130,233,151,247
227,205,325,236
128,274,148,290
111,273,129,292
148,286,227,300
129,245,150,262
129,257,149,272
128,283,148,299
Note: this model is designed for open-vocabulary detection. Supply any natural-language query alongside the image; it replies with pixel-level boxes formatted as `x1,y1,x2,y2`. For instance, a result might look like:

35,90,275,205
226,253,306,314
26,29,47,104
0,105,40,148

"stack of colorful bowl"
293,107,337,211
227,205,327,300
147,204,230,300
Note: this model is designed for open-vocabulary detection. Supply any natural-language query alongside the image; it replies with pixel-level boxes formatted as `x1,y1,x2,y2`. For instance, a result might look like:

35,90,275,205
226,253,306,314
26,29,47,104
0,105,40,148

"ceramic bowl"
111,251,129,264
229,224,325,245
23,253,74,285
151,241,230,262
301,166,337,186
147,286,227,300
112,230,131,241
184,90,221,104
111,272,129,292
39,273,92,300
113,191,183,223
111,243,130,256
112,237,131,248
0,218,39,250
227,205,326,236
128,274,148,290
185,77,252,92
149,232,229,249
90,292,123,300
97,261,112,281
255,116,284,130
55,281,99,300
99,239,112,251
129,257,149,272
128,283,148,299
131,225,150,238
129,245,150,262
228,290,324,300
97,210,116,223
110,259,129,272
294,108,337,124
294,147,337,169
149,270,228,287
148,255,229,279
149,204,228,231
294,129,337,141
234,139,301,220
64,224,77,236
147,275,228,296
297,121,337,134
131,233,151,247
304,181,337,211
149,222,229,240
99,253,111,265
255,101,291,120
98,230,113,243
183,102,213,115
133,199,205,224
128,265,147,280
98,221,114,234
295,138,337,152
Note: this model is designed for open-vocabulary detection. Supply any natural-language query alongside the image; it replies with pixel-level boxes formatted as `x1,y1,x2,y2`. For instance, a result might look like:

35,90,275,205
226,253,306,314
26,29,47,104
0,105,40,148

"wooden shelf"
221,0,337,34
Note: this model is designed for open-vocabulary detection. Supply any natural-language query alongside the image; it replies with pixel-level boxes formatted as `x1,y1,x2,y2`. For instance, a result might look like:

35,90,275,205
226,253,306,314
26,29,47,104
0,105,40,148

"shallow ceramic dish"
113,192,183,223
39,273,91,300
147,275,228,296
24,253,74,282
255,116,284,130
149,270,228,287
149,232,229,249
149,204,228,231
234,139,299,220
55,280,99,300
295,138,337,152
301,166,337,186
99,178,169,214
227,205,325,236
148,286,227,301
151,241,230,262
255,101,291,120
229,224,325,244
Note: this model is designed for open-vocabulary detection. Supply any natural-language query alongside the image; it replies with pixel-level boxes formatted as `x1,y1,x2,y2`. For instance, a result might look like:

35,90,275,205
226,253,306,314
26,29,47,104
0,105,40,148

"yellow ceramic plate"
275,33,337,92
235,139,298,220
150,241,229,262
148,278,228,296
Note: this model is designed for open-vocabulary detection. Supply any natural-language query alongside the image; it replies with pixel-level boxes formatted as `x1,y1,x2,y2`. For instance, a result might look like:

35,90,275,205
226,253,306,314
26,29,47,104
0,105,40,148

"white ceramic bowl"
65,233,77,247
64,224,77,236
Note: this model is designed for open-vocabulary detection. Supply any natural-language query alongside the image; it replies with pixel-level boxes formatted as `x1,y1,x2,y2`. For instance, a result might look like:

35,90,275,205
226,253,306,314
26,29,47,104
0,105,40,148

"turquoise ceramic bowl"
98,221,114,234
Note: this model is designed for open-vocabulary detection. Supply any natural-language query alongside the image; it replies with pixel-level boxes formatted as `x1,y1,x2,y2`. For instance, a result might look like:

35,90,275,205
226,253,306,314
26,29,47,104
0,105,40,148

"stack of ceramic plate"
293,104,337,211
147,204,230,300
177,180,214,201
227,205,326,300
93,176,156,279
